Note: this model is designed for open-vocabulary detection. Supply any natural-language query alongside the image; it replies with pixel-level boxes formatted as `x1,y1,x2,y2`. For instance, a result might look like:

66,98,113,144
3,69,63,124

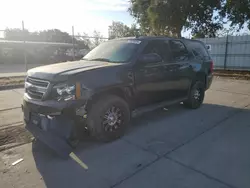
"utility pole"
72,26,75,61
224,30,229,70
22,21,28,71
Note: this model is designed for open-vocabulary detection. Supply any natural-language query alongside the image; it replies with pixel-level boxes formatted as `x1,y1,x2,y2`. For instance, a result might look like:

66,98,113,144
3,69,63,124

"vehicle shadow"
32,103,248,188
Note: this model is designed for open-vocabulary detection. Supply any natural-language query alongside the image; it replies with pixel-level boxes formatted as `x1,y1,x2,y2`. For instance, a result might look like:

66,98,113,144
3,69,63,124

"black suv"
22,36,213,149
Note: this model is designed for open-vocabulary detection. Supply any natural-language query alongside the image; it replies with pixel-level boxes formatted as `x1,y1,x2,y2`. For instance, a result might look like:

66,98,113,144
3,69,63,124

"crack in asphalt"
110,156,160,188
11,88,24,96
165,156,238,188
0,107,21,112
112,103,250,188
164,103,250,157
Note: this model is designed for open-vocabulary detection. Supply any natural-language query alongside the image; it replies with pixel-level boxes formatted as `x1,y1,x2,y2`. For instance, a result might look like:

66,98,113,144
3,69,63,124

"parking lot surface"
0,78,250,188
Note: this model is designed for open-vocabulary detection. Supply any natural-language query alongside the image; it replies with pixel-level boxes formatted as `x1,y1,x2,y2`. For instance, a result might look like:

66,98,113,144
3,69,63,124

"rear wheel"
87,95,130,142
184,81,205,109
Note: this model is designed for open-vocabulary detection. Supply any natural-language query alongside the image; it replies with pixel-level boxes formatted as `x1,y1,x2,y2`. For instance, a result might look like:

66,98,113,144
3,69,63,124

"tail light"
210,61,214,73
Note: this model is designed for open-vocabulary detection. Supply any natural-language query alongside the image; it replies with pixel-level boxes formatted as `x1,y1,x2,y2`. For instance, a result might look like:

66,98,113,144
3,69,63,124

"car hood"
27,60,121,81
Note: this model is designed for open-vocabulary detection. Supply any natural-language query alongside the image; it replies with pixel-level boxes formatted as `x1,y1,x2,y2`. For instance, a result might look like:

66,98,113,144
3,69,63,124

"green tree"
192,22,223,38
129,0,151,35
38,29,72,43
108,21,131,39
220,0,250,30
4,28,29,40
4,28,73,43
108,21,141,39
129,0,250,37
92,30,105,48
75,32,91,50
128,24,141,37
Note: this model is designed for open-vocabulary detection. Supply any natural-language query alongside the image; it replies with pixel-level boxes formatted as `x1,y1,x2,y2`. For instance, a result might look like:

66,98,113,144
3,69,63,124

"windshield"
83,40,141,63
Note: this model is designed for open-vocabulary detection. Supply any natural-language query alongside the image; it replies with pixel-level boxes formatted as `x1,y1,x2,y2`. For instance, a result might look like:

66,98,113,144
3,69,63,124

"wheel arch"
193,72,206,86
188,71,207,94
86,86,133,112
195,72,207,85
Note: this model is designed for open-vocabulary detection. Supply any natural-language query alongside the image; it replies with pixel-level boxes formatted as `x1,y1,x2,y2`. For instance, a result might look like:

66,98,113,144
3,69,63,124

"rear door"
168,40,194,97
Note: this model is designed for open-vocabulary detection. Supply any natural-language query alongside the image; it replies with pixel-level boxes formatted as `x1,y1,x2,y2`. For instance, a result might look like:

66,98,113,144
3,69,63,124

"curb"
0,84,24,91
213,73,250,80
0,142,31,152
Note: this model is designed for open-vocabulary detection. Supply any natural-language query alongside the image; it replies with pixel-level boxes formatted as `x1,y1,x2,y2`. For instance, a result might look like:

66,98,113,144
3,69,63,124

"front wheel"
87,95,130,142
183,81,205,109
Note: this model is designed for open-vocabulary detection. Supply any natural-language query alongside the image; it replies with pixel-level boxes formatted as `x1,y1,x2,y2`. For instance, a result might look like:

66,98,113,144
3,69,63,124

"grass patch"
0,76,25,86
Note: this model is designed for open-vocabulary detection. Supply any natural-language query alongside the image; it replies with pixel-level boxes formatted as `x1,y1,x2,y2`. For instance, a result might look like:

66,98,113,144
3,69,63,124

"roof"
111,36,202,43
138,36,204,43
111,36,172,41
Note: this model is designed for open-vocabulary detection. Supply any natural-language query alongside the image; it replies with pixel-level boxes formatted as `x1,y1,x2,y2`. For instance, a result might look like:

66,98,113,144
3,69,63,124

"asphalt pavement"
0,78,250,188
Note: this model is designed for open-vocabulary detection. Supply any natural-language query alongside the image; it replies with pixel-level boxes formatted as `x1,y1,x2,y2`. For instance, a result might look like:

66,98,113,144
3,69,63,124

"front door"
134,40,173,107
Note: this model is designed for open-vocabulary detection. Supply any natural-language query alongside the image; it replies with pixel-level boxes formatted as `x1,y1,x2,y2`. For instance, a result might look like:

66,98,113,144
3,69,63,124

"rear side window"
169,40,189,61
189,41,210,59
142,40,171,62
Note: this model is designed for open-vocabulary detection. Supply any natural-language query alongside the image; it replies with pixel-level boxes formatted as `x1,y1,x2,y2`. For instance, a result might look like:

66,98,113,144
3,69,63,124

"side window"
169,40,189,61
191,42,210,60
142,40,171,62
142,41,162,56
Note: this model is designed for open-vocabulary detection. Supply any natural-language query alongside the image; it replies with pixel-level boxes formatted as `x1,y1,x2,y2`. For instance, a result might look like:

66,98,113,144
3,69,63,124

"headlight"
56,85,75,95
53,83,76,101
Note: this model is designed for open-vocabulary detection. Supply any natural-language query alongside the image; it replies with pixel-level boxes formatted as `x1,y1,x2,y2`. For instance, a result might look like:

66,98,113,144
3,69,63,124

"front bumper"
23,93,87,115
22,95,87,158
25,118,73,159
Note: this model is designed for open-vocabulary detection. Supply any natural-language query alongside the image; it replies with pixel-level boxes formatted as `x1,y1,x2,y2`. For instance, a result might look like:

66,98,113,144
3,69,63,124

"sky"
0,0,134,37
0,0,249,39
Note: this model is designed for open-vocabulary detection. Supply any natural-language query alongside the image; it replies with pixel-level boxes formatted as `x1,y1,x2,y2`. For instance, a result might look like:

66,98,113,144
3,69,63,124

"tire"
87,95,130,142
183,81,205,109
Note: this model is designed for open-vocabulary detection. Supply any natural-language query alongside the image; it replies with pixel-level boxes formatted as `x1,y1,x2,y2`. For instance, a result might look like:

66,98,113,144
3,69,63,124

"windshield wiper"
89,58,111,62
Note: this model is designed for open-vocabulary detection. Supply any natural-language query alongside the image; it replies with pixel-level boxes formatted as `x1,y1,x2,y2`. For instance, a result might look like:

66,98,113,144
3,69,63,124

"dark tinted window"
189,41,209,59
169,40,189,61
142,40,171,62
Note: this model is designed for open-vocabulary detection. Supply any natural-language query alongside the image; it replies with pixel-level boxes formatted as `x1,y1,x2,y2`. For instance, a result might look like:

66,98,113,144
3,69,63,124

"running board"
131,97,187,118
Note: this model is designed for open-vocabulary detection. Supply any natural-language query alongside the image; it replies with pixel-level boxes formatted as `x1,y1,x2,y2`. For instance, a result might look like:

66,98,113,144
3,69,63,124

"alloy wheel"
102,106,123,132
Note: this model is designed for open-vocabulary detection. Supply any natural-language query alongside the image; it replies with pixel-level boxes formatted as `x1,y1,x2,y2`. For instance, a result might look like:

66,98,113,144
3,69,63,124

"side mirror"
139,53,163,64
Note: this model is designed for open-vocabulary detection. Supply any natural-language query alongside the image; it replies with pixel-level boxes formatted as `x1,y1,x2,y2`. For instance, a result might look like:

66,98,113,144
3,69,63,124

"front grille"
26,77,49,88
27,89,44,100
25,77,50,100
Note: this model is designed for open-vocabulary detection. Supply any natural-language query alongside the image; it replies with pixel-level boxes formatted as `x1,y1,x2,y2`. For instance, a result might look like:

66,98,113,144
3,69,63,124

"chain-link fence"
0,21,108,74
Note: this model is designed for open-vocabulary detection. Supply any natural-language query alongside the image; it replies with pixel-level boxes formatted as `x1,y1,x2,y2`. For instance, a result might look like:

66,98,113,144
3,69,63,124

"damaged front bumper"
22,94,87,158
